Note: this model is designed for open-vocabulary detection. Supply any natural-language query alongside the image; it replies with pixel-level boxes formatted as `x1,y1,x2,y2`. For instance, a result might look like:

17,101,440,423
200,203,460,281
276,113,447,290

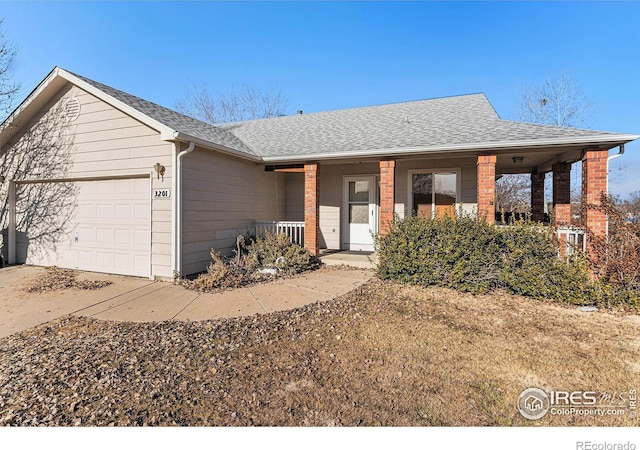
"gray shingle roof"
65,69,635,161
220,94,624,158
68,71,256,155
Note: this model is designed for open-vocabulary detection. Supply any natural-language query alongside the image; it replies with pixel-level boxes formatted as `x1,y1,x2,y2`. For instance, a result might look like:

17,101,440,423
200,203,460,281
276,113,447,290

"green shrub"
377,213,599,306
247,232,320,275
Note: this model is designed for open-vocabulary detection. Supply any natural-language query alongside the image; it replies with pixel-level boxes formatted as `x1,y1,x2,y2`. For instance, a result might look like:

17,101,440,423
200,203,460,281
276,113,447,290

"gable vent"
64,97,81,121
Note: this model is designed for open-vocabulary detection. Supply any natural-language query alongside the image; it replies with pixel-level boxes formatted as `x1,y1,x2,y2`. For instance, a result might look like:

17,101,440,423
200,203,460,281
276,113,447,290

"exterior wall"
0,83,174,278
287,157,478,250
285,172,304,221
181,148,285,275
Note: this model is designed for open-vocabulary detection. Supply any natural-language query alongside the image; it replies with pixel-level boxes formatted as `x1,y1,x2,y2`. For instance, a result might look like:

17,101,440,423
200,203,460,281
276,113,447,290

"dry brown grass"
1,278,638,426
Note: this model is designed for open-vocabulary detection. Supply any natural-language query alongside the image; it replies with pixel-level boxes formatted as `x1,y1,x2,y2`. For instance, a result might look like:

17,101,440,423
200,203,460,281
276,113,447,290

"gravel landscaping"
1,278,638,426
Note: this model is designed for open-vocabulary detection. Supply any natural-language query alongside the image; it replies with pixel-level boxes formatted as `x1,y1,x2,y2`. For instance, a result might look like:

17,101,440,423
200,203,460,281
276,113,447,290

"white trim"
407,167,462,218
148,173,154,280
260,135,639,163
171,143,178,279
170,131,261,162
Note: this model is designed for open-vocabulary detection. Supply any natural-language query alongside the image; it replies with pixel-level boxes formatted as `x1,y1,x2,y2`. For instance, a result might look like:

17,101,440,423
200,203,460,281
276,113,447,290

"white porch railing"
255,220,305,247
555,226,586,256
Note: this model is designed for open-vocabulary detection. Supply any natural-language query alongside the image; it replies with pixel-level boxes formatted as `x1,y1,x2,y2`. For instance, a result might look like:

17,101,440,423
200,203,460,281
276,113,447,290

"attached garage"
16,177,151,278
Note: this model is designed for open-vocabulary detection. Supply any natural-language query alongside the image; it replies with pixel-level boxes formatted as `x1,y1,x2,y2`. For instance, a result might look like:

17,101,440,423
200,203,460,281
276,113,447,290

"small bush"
247,232,320,275
584,194,640,309
377,213,599,306
182,233,320,292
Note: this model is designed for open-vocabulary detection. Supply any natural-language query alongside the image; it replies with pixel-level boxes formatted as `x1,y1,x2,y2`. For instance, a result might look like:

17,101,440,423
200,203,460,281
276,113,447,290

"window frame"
407,168,461,218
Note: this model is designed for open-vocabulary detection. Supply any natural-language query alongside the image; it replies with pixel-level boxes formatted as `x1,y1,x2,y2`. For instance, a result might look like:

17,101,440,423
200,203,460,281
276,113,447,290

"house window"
409,170,458,218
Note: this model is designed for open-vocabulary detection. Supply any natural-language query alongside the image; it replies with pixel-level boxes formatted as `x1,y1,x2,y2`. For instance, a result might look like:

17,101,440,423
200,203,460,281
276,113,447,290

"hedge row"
377,214,601,306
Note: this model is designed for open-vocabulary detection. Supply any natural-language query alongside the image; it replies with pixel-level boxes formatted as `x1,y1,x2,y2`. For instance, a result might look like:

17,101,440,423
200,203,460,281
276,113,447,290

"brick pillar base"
552,162,571,226
477,155,497,224
304,163,320,256
530,172,545,222
379,160,396,236
582,150,608,253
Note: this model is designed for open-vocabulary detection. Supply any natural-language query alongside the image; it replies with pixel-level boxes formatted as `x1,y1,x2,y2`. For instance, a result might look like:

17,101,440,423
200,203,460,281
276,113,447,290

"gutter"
259,135,640,164
173,141,195,278
170,131,261,162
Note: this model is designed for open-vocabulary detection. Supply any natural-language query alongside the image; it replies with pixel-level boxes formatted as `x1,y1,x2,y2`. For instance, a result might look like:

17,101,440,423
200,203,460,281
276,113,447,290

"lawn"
0,278,638,426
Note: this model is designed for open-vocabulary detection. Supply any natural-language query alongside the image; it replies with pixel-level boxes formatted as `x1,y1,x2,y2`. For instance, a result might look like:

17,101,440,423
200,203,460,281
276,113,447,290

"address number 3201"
153,189,171,199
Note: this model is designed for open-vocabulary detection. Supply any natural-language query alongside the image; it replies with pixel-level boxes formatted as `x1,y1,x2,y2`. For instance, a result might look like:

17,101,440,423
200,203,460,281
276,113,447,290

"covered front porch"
255,145,614,259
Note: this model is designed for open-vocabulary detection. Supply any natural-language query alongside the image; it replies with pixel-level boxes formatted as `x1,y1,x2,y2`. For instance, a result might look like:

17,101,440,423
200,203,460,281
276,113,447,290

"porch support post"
582,149,608,248
477,154,496,224
530,172,545,222
552,162,571,226
304,163,320,256
379,159,396,237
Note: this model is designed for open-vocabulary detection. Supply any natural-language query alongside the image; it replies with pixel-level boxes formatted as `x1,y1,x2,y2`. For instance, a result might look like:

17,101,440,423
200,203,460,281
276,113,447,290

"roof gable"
2,67,638,162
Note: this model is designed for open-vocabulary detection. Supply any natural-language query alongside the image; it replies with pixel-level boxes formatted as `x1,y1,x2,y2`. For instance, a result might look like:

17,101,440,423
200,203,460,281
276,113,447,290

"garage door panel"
114,203,133,220
96,228,114,244
96,204,114,220
19,177,151,277
114,228,133,247
135,204,151,221
78,226,96,243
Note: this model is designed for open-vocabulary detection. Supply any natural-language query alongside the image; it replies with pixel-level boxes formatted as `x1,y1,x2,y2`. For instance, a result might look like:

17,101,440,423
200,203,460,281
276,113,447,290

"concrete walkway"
0,265,374,338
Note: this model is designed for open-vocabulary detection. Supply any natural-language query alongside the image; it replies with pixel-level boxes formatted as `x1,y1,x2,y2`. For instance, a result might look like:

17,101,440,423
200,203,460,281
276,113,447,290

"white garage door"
20,177,151,277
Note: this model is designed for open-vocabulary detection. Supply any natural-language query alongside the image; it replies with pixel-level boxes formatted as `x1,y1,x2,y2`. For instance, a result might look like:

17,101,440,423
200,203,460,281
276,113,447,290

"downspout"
175,141,195,278
606,144,625,193
603,144,625,239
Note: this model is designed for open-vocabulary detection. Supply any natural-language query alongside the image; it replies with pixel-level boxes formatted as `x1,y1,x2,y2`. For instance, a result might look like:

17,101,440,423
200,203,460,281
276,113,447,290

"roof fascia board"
171,132,261,162
0,67,65,142
260,134,639,163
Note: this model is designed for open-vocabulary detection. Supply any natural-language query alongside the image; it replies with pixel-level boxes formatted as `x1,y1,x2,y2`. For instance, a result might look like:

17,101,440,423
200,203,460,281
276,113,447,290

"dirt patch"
1,278,638,426
23,267,113,293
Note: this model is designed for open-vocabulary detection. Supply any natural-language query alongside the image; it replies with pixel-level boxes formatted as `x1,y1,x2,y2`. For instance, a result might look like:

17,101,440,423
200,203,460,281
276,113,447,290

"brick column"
304,163,320,256
477,155,497,224
552,162,571,226
582,149,608,239
530,172,545,222
379,160,396,236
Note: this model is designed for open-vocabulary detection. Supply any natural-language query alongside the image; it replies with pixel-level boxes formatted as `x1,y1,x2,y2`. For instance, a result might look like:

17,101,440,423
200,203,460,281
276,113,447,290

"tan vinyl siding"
181,148,286,275
0,83,174,278
285,172,304,221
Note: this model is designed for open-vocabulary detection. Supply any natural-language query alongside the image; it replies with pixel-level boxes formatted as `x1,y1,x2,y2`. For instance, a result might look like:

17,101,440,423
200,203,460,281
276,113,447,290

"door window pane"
349,204,369,224
412,173,432,217
349,181,369,203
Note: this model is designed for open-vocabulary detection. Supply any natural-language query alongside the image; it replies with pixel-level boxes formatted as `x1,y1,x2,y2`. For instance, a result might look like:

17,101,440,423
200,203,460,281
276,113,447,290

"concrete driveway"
0,265,374,339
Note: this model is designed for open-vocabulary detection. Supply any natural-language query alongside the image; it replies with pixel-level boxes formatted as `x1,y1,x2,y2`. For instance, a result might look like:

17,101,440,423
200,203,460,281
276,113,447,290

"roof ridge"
221,92,491,126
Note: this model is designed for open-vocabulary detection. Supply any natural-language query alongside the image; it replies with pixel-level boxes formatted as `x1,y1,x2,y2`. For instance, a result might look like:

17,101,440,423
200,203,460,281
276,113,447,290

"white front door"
343,176,377,251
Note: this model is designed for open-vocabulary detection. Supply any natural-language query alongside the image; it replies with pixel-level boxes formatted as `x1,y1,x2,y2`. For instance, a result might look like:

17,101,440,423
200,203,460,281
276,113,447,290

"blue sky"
2,1,639,197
